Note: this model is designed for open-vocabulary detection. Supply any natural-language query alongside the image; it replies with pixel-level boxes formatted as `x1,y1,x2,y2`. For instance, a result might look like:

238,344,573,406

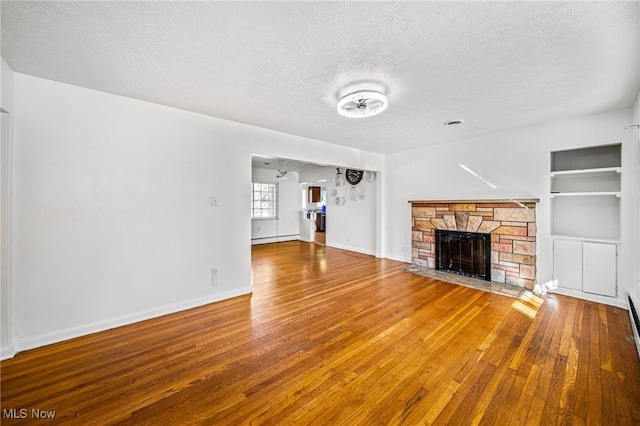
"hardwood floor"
314,230,326,246
2,241,639,425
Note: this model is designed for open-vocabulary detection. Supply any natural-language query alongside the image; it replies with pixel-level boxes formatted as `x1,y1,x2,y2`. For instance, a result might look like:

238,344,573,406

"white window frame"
251,182,278,219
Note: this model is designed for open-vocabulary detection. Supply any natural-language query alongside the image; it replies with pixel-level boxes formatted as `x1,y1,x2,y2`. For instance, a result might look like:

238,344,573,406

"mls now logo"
3,408,56,419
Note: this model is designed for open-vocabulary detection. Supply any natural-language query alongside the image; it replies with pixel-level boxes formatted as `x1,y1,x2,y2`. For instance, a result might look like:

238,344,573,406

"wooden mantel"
408,199,539,204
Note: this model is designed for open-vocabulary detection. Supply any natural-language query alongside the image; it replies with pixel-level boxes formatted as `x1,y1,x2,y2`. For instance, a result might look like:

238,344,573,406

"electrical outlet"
211,267,219,286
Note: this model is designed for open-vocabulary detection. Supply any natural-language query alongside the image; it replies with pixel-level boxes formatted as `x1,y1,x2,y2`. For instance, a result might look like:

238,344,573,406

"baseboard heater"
251,234,300,242
629,295,640,361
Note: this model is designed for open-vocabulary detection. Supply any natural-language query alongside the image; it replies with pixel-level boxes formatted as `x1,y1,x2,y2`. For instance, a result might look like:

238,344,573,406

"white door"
553,239,583,291
583,242,617,297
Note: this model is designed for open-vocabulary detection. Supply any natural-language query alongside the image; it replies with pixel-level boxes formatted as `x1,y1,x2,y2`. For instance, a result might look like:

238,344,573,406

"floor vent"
629,295,640,361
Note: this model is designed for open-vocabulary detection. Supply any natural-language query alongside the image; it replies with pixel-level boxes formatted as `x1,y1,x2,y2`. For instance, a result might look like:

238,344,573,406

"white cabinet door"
583,242,617,297
553,239,583,291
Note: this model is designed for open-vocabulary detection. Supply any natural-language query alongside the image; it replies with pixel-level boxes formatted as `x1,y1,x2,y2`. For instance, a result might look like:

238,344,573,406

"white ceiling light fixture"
337,90,388,118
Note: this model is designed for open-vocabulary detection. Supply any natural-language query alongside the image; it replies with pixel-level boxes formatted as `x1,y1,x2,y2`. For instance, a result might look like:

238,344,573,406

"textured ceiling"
2,1,639,154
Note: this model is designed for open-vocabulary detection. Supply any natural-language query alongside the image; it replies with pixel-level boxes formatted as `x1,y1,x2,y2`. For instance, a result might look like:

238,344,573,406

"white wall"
300,167,378,256
328,172,378,256
1,58,15,359
251,168,300,244
7,74,384,355
630,89,640,313
384,108,635,306
12,74,253,350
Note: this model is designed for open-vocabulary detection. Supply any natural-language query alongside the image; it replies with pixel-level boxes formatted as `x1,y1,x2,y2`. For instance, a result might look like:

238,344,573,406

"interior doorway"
251,154,381,257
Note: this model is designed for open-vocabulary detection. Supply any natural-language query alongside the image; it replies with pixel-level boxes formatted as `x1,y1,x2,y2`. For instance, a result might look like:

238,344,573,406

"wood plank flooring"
314,230,326,246
1,241,639,425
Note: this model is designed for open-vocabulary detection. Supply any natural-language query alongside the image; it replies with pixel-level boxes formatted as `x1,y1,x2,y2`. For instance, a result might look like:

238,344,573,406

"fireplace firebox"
435,230,491,281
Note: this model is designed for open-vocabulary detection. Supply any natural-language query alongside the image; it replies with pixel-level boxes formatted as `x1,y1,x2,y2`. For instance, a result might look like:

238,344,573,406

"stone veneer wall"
410,200,538,289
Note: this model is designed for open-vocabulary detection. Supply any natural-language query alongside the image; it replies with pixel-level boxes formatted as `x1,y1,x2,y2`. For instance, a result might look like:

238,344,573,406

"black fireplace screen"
435,230,491,281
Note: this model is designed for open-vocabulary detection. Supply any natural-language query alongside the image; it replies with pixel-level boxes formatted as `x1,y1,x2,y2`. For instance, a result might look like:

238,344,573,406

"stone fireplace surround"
410,199,539,289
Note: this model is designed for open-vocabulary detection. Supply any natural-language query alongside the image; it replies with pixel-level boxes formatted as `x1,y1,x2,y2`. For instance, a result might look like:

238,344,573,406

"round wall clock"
345,169,364,185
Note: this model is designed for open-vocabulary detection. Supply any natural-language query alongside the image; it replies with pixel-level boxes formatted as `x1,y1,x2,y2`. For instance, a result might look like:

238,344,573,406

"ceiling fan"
337,89,388,118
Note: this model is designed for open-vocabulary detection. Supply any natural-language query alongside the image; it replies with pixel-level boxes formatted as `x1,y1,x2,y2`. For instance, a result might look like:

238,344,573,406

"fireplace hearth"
436,230,491,281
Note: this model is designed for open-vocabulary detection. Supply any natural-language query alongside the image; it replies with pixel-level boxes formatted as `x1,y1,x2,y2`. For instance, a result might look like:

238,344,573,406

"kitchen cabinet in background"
308,186,321,203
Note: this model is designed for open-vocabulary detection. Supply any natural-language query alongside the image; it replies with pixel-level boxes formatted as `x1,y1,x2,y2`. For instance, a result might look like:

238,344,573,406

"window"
251,182,277,218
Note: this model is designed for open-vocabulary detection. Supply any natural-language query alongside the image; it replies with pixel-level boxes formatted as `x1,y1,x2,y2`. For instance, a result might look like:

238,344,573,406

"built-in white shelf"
551,234,621,244
551,191,621,198
551,144,621,172
551,165,621,195
550,143,621,300
551,194,620,239
550,166,621,177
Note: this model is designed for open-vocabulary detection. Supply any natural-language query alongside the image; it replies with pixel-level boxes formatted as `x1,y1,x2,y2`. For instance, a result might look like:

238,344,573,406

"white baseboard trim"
326,242,376,256
384,253,412,263
547,287,627,309
251,235,299,245
13,286,252,354
1,344,16,361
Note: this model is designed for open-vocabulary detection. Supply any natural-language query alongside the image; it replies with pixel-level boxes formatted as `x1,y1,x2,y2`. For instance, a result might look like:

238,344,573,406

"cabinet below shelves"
553,238,617,298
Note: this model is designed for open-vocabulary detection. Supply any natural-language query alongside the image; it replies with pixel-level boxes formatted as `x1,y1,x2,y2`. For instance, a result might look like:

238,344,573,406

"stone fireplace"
410,199,539,289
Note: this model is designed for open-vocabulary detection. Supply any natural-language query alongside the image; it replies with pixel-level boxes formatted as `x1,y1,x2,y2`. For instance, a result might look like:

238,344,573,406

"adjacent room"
1,2,639,424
